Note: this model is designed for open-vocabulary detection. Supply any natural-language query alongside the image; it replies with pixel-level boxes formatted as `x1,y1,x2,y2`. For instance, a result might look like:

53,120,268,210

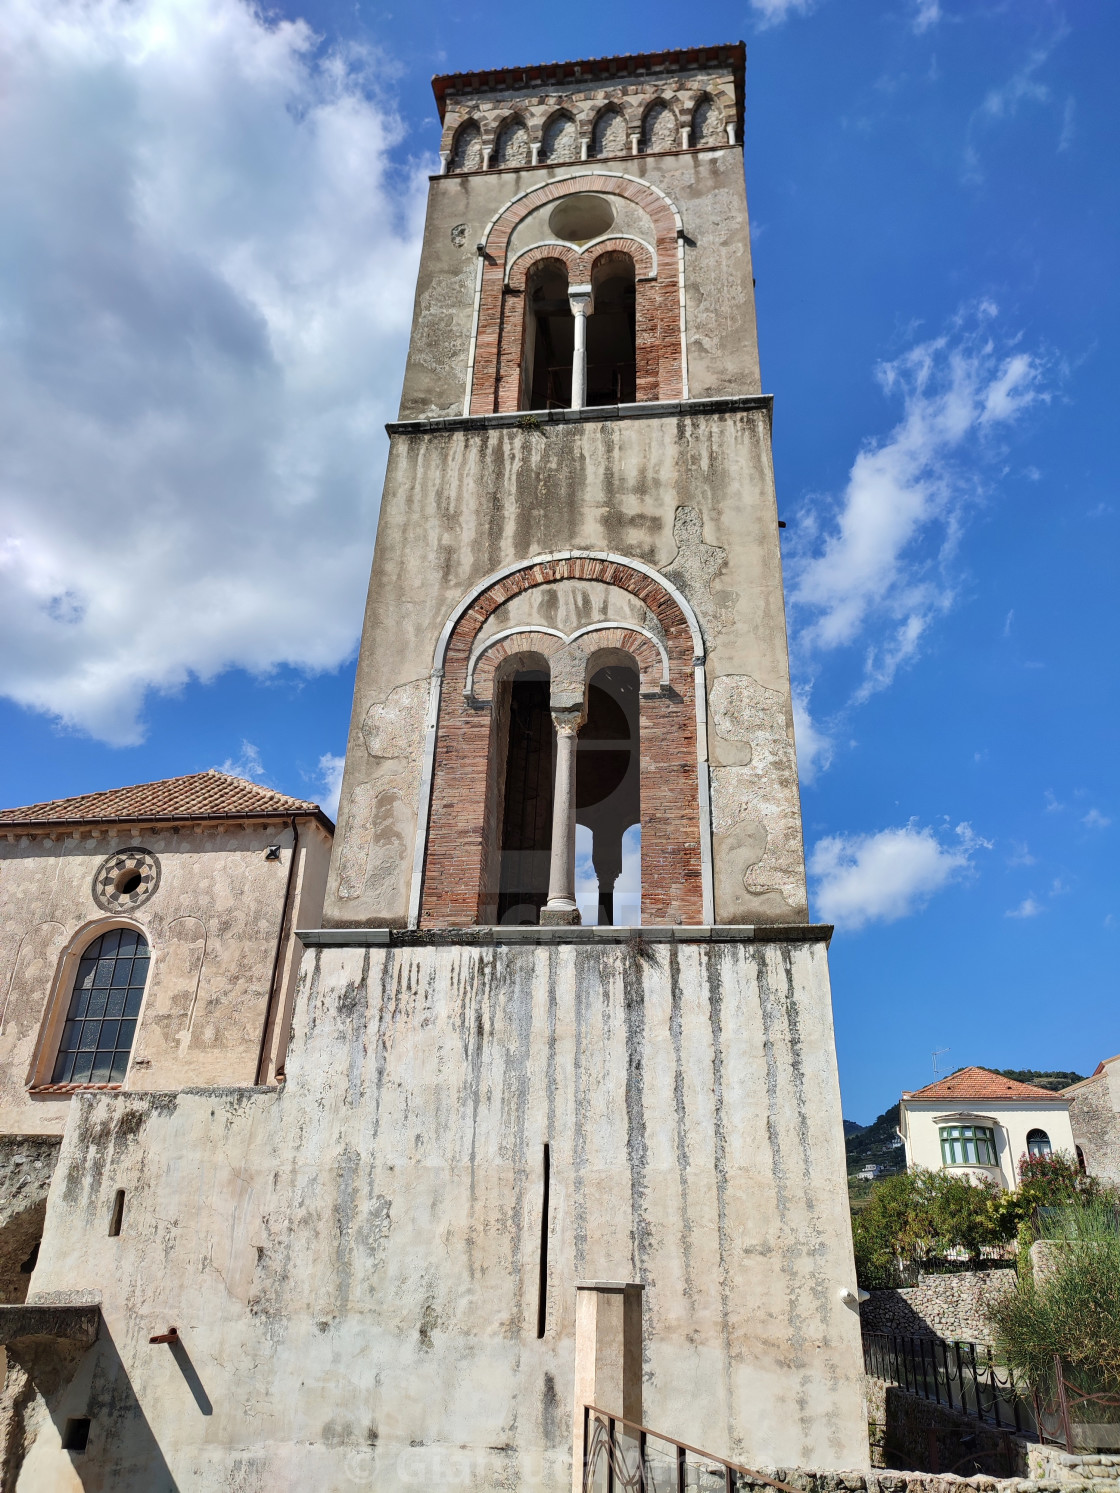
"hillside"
844,1104,904,1177
989,1068,1086,1091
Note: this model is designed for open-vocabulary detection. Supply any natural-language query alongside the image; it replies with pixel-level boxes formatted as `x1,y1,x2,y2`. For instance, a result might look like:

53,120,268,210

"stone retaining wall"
862,1270,1017,1343
737,1469,1120,1493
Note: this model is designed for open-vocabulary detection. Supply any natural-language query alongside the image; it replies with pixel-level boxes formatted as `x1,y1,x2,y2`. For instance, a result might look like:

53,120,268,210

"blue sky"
0,0,1115,1122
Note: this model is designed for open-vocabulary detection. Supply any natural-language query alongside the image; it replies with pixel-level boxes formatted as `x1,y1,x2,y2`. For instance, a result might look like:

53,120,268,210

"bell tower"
327,45,810,937
306,40,867,1481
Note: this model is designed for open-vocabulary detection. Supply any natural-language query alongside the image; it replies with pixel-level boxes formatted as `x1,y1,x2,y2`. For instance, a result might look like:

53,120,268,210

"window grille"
52,928,149,1084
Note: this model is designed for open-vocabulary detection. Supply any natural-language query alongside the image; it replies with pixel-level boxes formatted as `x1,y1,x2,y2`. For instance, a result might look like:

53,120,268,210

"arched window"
540,112,578,163
1076,1145,1087,1174
52,928,149,1085
493,115,530,168
590,106,627,159
522,260,573,410
449,119,482,173
1027,1128,1052,1158
691,94,726,147
640,101,678,154
586,255,636,406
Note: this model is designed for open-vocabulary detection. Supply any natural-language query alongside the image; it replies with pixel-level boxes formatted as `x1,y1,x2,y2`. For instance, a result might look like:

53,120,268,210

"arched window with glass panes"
52,928,149,1085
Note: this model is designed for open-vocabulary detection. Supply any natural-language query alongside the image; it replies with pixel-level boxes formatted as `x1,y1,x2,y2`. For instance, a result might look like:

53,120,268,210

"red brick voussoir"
420,557,703,927
471,174,683,415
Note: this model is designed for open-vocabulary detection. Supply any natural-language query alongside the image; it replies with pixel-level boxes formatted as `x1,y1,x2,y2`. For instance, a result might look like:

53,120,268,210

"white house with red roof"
899,1066,1077,1190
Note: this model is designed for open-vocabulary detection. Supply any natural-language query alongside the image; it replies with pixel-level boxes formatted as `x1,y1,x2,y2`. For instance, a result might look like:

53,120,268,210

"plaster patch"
361,678,428,766
409,263,476,384
709,674,806,914
661,505,736,645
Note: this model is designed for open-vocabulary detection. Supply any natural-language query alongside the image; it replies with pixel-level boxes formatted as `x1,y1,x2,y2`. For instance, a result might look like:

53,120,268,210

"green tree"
852,1168,1004,1288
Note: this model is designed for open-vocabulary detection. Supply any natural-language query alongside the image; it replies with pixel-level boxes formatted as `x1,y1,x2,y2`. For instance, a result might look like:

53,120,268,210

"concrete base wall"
11,933,866,1488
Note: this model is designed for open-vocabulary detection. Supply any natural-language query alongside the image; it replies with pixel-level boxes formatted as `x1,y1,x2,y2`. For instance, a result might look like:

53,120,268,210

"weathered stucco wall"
18,934,865,1488
0,819,331,1134
399,149,761,422
327,406,805,927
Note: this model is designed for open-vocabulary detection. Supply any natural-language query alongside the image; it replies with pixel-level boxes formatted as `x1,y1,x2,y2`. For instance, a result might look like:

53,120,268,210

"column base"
540,903,581,927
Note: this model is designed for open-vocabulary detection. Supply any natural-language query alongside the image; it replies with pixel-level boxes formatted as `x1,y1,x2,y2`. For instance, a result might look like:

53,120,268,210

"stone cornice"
386,393,773,438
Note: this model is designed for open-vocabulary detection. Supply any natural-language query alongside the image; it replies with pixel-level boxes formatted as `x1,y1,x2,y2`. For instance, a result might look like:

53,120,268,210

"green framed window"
939,1124,998,1167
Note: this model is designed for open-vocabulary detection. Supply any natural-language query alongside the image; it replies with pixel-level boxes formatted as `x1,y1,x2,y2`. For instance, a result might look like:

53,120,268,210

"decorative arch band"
465,173,688,415
410,552,713,929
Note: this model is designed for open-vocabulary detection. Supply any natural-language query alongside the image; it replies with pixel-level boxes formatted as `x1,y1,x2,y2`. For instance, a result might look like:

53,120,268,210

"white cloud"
809,820,986,929
789,306,1046,702
317,752,346,821
792,685,833,782
1006,896,1044,919
982,50,1051,121
911,0,941,34
1083,808,1112,830
0,0,427,745
749,0,818,27
217,739,267,781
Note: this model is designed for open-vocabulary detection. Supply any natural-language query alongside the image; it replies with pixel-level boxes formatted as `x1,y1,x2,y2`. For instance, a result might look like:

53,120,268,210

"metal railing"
862,1331,1035,1436
1035,1355,1120,1453
581,1405,800,1493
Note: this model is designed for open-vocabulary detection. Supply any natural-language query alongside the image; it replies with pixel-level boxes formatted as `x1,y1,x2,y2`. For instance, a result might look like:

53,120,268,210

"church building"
0,44,867,1489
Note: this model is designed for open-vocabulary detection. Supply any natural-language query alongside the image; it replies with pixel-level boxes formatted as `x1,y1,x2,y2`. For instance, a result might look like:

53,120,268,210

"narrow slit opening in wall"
62,1417,91,1453
576,666,640,925
536,1143,550,1339
109,1189,125,1237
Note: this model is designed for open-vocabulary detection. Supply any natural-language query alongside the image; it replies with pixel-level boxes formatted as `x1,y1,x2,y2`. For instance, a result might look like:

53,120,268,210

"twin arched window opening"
522,257,636,410
490,664,640,926
52,927,148,1085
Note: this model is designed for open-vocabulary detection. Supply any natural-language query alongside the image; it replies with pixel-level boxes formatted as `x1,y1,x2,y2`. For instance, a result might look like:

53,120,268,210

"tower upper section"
399,45,761,421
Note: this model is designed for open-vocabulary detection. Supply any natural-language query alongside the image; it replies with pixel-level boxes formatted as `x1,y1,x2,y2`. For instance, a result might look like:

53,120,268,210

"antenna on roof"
932,1047,950,1078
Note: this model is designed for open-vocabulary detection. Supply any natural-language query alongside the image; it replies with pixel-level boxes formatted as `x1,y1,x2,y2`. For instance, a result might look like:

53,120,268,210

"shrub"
987,1202,1120,1394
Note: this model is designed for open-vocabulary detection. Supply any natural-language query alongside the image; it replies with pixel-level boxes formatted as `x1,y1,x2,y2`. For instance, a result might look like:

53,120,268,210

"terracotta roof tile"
903,1066,1066,1103
0,771,328,828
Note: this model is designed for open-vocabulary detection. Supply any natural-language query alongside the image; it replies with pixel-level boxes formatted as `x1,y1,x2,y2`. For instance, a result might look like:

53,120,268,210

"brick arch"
467,624,667,702
506,245,580,291
468,173,686,414
416,556,708,928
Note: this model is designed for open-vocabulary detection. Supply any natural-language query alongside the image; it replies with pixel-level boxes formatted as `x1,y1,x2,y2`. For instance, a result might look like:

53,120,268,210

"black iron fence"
862,1331,1035,1436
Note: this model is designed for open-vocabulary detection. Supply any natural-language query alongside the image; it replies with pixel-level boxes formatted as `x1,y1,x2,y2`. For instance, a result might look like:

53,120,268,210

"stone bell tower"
301,41,866,1482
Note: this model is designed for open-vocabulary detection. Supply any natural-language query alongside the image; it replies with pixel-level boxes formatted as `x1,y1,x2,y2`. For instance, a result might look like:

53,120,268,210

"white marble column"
541,717,581,924
568,285,593,410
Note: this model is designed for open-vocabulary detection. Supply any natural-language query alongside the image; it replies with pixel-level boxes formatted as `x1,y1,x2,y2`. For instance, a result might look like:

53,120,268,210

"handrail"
582,1404,803,1493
